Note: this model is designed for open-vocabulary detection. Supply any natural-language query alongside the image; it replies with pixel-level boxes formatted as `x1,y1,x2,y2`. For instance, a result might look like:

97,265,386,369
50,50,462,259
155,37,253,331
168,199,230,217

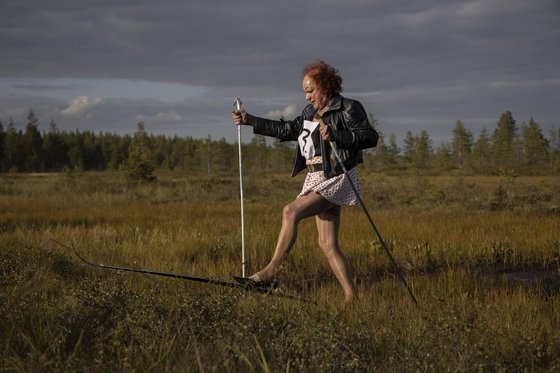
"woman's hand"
231,109,245,125
315,114,334,142
320,122,334,142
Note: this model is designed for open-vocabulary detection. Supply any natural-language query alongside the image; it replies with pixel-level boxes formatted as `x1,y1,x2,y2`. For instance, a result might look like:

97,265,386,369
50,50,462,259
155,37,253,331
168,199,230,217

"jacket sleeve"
244,114,302,142
333,100,378,150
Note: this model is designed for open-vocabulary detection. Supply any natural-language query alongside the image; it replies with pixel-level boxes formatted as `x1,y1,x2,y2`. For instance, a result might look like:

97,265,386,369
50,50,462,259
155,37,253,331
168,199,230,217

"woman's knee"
282,202,300,223
318,239,338,257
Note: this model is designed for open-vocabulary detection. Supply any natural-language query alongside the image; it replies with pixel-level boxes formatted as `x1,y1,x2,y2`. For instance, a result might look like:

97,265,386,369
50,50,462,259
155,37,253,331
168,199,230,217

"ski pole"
234,97,246,278
328,138,419,306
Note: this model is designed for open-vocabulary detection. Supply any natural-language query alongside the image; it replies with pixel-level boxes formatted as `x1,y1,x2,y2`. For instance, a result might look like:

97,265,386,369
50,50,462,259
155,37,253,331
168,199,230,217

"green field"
1,171,559,372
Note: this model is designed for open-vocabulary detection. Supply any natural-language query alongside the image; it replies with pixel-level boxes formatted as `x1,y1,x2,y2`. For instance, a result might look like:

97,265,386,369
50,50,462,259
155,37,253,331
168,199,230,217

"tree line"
371,111,560,175
0,110,294,178
1,109,559,178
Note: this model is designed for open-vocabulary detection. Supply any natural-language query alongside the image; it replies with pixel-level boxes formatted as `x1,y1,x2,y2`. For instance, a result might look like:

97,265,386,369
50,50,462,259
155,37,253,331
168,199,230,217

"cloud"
154,111,183,121
60,96,102,118
136,110,183,122
11,83,77,92
265,104,297,119
0,1,558,144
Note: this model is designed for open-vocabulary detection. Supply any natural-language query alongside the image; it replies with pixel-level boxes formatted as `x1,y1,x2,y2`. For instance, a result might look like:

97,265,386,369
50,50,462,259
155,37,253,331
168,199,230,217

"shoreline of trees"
1,110,558,177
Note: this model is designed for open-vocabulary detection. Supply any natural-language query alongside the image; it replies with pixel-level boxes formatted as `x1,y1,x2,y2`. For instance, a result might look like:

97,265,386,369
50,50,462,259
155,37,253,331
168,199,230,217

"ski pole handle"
235,97,243,113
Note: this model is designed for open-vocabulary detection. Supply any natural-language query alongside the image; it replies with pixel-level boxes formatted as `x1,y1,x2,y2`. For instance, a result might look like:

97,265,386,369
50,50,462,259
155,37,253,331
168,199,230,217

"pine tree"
151,135,169,169
519,117,549,171
43,120,69,171
412,130,432,169
270,138,293,173
181,137,202,171
434,142,452,171
110,134,130,170
370,130,391,170
388,133,400,159
4,118,23,171
451,120,473,169
66,131,85,171
215,137,234,172
246,134,268,172
472,127,492,173
23,109,43,171
403,130,415,164
81,131,104,170
491,111,518,170
121,122,156,181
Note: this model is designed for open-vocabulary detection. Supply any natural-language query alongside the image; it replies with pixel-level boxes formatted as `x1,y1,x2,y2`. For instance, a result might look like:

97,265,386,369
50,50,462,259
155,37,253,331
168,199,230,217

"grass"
1,170,559,372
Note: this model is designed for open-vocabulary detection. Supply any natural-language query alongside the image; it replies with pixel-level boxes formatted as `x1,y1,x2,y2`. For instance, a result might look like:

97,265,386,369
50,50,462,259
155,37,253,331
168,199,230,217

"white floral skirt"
298,162,360,206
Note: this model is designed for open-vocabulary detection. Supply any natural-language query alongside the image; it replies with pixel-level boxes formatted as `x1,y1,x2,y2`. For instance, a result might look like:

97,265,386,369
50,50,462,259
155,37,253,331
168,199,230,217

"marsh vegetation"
1,171,559,371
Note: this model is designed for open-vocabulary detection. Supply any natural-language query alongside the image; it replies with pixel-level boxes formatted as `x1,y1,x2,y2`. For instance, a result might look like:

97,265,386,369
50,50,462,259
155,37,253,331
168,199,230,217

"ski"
53,240,314,303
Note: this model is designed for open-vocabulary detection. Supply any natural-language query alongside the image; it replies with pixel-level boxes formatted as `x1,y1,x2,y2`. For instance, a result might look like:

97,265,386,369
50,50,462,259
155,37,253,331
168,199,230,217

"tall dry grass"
1,171,559,371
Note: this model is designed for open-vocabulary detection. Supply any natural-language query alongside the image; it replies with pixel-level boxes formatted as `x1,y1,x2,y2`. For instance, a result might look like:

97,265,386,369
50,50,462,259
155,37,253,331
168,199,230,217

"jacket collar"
306,94,343,118
330,94,343,109
324,94,343,113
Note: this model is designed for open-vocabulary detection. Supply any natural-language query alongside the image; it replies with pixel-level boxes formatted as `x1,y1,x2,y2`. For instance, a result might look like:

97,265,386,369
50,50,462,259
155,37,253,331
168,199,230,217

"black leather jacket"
244,94,378,178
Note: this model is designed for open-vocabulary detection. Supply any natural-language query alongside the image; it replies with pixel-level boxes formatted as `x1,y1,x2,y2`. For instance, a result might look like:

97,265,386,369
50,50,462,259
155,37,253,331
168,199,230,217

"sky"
1,0,559,145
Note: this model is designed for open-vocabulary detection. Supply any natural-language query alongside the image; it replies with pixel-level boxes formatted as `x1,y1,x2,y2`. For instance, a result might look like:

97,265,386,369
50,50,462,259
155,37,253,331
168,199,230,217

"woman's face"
302,74,328,110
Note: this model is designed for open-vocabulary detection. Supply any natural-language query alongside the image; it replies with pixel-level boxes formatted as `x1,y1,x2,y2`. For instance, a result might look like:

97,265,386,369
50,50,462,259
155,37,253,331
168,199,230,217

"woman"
231,60,378,302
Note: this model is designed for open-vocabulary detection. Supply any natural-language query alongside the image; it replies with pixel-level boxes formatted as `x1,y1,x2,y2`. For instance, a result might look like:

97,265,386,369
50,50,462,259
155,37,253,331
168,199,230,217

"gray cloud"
1,0,559,143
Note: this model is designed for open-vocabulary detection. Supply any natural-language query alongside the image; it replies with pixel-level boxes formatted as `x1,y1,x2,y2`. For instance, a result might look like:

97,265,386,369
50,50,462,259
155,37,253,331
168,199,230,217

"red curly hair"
302,60,343,98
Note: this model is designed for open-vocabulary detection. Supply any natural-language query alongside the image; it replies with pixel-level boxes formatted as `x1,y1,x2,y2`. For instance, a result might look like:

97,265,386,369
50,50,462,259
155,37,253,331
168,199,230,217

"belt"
306,163,323,172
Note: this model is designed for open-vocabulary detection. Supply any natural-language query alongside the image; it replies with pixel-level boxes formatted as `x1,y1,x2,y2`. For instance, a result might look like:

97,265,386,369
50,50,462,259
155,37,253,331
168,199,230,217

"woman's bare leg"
315,206,357,302
256,192,333,280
